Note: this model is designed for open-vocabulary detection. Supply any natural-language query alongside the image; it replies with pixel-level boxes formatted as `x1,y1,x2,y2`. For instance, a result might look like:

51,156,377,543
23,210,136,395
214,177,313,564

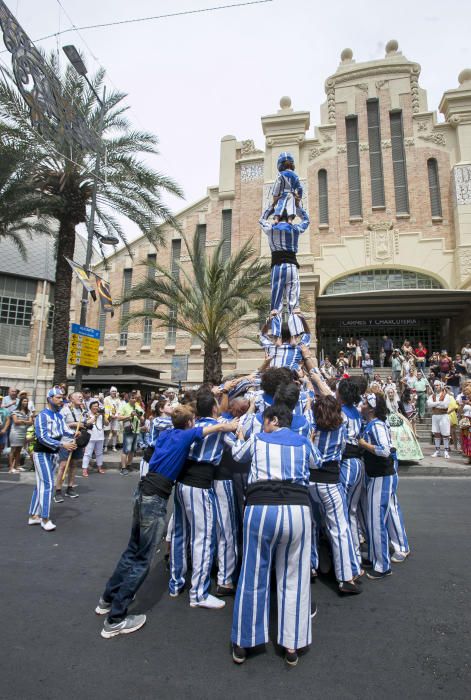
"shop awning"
316,289,471,320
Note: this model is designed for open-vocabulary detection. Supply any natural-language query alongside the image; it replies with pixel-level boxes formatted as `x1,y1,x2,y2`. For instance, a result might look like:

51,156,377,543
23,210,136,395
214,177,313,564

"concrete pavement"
1,474,470,699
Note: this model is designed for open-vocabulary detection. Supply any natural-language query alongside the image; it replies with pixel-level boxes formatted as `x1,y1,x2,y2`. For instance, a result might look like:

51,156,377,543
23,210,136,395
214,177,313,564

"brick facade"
86,42,471,384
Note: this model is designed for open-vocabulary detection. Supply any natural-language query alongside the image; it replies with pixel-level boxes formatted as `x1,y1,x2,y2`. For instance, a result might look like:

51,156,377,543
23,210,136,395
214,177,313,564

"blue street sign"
71,323,101,340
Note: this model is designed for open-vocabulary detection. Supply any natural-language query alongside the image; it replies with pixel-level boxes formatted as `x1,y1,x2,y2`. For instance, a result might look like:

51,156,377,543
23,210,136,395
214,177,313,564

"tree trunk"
52,217,76,385
203,345,222,385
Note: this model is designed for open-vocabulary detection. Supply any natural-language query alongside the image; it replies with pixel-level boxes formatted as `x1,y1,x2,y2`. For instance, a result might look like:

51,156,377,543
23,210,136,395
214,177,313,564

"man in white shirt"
104,387,121,452
1,387,18,414
427,380,451,459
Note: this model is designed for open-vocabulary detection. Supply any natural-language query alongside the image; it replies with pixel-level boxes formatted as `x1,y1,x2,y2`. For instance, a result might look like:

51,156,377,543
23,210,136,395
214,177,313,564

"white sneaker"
431,450,440,457
28,517,41,526
190,594,225,609
444,451,450,459
41,520,56,532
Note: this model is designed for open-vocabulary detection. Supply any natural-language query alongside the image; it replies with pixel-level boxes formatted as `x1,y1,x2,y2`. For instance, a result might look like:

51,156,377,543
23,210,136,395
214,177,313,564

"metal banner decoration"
0,1,98,151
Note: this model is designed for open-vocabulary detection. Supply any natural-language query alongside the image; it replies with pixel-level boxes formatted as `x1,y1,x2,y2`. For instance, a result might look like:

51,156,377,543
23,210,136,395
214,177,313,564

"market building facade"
90,40,471,384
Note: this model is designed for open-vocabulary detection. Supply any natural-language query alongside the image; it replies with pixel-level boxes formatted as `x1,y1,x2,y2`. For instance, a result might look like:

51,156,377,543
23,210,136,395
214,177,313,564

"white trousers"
340,457,364,569
309,482,360,581
387,473,409,554
270,263,304,338
232,504,311,650
82,439,104,470
213,480,238,586
139,458,149,478
169,484,216,603
30,453,57,520
431,414,450,436
366,474,393,573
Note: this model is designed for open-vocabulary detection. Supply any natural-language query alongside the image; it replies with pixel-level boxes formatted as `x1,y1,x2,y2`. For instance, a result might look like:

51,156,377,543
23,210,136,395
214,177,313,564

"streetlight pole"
63,45,106,391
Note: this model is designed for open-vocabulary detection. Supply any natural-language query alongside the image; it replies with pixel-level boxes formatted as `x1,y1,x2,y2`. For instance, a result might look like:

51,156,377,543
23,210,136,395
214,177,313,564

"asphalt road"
1,473,470,700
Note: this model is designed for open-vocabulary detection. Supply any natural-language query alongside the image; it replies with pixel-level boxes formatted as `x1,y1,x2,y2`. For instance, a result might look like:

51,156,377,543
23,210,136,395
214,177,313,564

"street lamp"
63,44,106,390
94,230,119,246
63,45,103,105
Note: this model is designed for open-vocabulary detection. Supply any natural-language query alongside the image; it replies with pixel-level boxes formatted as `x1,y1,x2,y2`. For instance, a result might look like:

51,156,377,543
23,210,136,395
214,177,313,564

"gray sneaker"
101,614,146,639
95,597,112,615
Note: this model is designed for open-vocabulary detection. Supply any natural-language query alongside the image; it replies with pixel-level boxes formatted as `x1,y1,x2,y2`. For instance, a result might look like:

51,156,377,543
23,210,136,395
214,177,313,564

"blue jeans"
103,486,168,622
122,432,139,454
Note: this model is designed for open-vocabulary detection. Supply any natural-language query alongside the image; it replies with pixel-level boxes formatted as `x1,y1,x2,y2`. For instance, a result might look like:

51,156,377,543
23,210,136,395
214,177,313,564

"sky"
1,0,471,241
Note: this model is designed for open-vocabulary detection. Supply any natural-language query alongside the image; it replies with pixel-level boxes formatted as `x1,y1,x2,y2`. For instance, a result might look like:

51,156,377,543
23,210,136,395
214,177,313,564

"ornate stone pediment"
365,221,397,262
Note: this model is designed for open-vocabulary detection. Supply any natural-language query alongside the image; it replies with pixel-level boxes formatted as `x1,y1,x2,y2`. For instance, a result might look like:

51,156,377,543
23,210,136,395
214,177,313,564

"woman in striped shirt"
337,378,364,572
309,395,362,595
358,394,397,580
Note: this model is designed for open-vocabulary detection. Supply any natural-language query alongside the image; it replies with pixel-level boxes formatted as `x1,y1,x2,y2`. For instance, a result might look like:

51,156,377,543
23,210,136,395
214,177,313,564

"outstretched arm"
294,207,310,234
259,208,274,236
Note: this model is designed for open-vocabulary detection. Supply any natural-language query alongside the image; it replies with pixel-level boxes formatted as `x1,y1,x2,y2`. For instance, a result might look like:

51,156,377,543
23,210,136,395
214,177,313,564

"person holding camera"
118,395,144,475
55,391,90,501
82,400,109,477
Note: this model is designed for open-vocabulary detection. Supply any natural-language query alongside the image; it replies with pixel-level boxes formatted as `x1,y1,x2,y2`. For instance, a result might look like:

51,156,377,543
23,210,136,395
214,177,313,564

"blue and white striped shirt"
187,417,234,465
150,415,173,445
341,405,362,446
362,418,392,458
259,334,311,371
232,427,321,485
272,170,303,199
243,410,313,439
256,389,310,417
313,424,347,465
259,207,309,253
35,408,75,450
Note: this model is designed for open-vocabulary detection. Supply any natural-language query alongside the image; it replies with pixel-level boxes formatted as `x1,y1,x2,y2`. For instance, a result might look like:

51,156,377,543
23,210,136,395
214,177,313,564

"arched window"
324,269,443,296
427,158,442,218
318,169,329,225
345,115,362,217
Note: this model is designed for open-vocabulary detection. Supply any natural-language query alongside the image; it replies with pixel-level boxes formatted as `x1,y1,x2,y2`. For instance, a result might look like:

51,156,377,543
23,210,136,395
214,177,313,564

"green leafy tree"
0,54,183,383
122,233,271,384
0,138,51,257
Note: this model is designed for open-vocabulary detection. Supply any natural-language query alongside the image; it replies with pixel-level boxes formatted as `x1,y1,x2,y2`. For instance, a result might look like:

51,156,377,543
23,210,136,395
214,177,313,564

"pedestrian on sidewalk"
362,354,374,385
117,395,144,475
391,351,402,385
104,387,121,452
82,400,109,477
427,381,451,459
54,392,89,502
411,370,429,422
8,396,32,473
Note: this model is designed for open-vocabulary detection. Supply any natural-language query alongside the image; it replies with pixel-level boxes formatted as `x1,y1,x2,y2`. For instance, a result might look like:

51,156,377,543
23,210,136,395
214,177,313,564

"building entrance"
317,318,442,365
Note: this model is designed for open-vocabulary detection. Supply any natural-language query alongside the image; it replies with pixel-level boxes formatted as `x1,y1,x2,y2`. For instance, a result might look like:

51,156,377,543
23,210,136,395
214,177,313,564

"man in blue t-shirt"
95,405,237,639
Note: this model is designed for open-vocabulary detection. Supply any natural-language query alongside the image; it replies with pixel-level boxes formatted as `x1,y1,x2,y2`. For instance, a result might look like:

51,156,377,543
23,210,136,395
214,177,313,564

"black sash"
177,459,214,489
246,480,309,506
363,450,396,477
140,472,173,500
342,443,362,459
271,250,299,268
309,460,340,484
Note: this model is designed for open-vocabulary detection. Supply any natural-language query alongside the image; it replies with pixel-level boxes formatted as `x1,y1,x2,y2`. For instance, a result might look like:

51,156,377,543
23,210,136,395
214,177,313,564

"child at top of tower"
272,152,303,223
259,204,310,339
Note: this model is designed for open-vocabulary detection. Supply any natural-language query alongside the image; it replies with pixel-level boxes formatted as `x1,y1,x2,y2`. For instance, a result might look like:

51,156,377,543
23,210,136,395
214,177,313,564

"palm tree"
0,54,183,383
122,232,271,384
0,137,52,257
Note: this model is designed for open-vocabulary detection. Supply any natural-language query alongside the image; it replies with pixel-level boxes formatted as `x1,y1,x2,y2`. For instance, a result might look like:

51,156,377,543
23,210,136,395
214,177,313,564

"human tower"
27,152,409,670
